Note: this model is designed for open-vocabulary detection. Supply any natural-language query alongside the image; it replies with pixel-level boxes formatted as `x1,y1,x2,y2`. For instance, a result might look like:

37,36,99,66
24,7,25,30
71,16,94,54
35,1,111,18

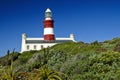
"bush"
114,43,120,52
0,52,20,66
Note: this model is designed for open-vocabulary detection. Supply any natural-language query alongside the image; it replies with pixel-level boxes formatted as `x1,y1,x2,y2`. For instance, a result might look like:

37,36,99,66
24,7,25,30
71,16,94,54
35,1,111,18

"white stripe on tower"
44,8,55,41
44,28,54,35
45,18,52,20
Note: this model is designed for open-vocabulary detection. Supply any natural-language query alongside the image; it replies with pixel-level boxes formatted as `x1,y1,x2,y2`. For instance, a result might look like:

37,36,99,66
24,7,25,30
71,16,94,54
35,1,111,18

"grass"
0,37,120,79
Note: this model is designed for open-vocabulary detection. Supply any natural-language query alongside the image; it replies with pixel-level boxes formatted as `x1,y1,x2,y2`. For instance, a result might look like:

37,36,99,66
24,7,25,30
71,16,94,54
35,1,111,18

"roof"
26,38,73,44
45,8,51,12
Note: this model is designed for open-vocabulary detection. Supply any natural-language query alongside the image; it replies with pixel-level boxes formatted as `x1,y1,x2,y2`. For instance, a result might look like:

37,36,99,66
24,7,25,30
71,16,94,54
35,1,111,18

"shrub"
114,43,120,52
0,52,20,66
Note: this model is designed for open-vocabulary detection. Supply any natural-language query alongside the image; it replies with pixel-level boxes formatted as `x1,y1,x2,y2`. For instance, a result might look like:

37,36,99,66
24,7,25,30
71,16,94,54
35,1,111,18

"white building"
21,8,75,52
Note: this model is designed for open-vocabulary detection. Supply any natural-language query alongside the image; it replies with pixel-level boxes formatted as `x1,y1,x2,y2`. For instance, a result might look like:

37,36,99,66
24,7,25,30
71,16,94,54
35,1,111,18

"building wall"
21,41,57,52
25,43,57,51
21,33,75,53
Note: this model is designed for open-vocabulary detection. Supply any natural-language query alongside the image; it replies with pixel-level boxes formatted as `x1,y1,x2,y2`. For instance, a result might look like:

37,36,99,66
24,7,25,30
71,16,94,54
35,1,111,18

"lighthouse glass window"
46,12,52,18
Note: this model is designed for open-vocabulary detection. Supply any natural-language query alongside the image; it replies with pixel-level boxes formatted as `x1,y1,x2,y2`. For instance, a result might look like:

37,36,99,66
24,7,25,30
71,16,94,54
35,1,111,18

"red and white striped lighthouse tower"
44,8,55,41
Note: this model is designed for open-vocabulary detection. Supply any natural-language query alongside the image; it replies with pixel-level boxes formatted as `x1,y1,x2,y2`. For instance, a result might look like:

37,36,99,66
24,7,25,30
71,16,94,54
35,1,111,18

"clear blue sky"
0,0,120,56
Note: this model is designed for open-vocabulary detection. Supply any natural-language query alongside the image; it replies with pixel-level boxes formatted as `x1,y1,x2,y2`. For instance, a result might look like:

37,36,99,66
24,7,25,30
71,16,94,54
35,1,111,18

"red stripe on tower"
44,8,55,41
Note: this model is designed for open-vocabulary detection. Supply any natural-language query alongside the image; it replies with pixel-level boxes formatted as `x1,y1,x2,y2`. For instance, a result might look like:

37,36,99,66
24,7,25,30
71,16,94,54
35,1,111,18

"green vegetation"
0,37,120,80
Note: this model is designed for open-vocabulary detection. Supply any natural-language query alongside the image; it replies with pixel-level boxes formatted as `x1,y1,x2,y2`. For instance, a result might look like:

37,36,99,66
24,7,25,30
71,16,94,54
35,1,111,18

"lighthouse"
21,8,75,52
44,8,55,41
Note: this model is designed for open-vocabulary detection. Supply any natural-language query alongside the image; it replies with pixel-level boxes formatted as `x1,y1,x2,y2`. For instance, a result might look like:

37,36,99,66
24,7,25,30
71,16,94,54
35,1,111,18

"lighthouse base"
44,34,55,41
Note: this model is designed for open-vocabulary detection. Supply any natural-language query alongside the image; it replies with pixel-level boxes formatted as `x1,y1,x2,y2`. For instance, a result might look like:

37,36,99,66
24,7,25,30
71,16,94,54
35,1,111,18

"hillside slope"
0,37,120,80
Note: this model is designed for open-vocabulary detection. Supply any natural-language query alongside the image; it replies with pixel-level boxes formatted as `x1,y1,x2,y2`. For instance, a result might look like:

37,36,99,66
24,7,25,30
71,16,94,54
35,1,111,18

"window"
41,45,43,49
27,45,29,50
34,45,36,49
